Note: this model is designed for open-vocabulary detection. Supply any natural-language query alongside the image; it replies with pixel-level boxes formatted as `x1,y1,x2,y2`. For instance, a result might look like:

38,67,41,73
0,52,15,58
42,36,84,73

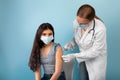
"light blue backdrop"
0,0,120,80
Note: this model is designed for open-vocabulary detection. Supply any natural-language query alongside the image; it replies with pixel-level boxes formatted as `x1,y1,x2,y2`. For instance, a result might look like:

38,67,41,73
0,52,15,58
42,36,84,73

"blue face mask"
41,35,54,44
73,19,87,28
80,24,87,28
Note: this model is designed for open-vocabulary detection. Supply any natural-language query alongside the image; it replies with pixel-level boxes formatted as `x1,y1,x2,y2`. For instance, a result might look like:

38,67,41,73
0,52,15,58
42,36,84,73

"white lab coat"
67,18,107,80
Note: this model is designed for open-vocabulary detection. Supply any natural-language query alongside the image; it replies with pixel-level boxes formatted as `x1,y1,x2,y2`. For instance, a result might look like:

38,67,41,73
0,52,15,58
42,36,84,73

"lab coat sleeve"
75,29,107,62
71,37,76,48
65,37,77,50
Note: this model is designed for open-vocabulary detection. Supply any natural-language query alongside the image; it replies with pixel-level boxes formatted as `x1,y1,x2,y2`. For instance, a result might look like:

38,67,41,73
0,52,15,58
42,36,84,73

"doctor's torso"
73,18,106,50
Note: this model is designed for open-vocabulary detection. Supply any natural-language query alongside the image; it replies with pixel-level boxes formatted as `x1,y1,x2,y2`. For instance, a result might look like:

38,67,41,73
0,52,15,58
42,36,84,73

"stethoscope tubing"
88,19,95,37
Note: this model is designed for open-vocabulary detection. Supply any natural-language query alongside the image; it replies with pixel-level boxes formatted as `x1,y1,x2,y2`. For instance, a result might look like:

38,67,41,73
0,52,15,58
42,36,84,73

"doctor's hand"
63,43,74,51
62,54,76,62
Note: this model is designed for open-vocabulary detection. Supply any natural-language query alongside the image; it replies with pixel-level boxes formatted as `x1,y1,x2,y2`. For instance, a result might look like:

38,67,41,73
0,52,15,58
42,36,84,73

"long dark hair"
29,23,54,72
77,4,102,21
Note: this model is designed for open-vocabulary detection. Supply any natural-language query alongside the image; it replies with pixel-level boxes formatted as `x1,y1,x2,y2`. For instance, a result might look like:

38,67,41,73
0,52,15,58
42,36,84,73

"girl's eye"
49,33,53,36
42,33,46,36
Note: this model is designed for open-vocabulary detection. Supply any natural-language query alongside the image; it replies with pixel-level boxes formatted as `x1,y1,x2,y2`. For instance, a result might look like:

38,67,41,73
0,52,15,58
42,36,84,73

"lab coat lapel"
80,20,94,43
80,28,89,42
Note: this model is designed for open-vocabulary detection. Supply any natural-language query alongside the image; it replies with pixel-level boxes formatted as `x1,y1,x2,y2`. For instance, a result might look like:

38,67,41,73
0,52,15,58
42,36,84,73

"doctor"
62,4,107,80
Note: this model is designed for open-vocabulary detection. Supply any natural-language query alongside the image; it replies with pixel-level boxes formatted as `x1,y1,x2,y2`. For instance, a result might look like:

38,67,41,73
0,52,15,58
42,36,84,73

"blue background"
0,0,120,80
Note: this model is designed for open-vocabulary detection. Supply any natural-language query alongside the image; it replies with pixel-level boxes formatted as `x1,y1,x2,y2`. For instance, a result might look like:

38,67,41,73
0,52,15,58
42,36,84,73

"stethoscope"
81,19,95,45
88,19,95,38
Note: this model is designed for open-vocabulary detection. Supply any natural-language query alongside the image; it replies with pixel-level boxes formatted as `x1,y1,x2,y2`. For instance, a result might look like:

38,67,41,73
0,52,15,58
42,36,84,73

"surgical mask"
80,24,87,28
73,19,87,28
41,35,54,44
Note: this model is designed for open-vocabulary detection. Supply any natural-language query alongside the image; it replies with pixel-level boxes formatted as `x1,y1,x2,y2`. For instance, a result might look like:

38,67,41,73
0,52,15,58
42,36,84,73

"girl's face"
77,16,89,24
40,29,54,45
41,29,53,37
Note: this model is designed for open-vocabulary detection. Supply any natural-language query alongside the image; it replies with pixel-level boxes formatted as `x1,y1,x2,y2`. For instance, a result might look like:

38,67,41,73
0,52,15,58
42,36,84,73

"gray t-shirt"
41,43,63,74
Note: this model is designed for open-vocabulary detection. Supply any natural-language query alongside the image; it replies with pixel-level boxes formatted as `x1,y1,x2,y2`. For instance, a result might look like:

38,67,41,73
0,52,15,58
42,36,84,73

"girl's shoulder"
54,43,61,50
